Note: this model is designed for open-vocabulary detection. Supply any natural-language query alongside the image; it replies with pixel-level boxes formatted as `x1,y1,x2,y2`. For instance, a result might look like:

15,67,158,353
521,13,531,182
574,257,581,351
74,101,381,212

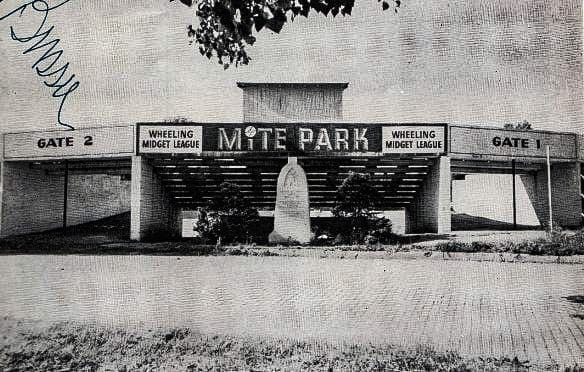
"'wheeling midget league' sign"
138,126,203,154
136,123,447,155
381,126,445,154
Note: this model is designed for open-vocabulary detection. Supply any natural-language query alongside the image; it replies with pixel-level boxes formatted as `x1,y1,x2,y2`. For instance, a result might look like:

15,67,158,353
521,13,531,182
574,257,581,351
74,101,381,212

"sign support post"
546,145,553,232
63,160,69,233
512,158,517,230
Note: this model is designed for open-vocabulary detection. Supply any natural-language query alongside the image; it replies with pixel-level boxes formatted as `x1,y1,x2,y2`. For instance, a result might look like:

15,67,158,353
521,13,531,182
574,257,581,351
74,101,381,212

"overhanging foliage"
171,0,402,68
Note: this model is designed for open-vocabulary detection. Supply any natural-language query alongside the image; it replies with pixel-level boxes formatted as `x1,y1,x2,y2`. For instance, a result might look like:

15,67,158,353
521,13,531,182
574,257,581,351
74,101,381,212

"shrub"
196,182,260,244
436,241,496,254
332,172,393,244
365,216,395,245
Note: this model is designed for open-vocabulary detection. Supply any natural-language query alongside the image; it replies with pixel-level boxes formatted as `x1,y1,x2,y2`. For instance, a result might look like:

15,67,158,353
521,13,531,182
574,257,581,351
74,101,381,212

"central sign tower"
133,82,449,241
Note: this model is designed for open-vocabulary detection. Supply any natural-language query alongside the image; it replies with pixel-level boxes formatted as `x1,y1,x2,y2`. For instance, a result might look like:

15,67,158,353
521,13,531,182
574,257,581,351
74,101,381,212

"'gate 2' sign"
3,126,134,160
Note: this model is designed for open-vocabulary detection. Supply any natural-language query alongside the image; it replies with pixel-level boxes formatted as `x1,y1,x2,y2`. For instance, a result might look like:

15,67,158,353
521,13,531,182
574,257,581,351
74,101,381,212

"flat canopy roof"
3,123,581,210
237,82,349,89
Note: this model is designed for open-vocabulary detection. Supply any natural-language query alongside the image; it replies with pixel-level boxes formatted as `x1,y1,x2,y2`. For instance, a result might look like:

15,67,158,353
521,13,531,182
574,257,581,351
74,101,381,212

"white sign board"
382,126,445,154
449,126,577,159
181,218,199,238
138,125,203,154
3,126,134,160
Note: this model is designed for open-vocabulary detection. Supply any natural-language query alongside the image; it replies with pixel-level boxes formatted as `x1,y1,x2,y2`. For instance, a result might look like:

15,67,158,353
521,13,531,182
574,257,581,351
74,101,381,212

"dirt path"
0,255,582,368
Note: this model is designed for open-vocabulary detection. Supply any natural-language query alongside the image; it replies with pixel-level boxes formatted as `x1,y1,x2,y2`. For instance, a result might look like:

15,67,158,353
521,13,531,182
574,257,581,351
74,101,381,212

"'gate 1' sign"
382,126,446,154
449,126,577,160
138,125,203,154
3,126,134,160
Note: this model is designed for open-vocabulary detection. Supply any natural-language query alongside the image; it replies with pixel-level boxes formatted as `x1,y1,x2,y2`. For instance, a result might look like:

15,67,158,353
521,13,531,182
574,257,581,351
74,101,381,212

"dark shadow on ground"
564,295,584,305
0,212,455,255
0,213,557,256
565,296,584,320
452,213,540,231
0,213,132,254
385,234,452,245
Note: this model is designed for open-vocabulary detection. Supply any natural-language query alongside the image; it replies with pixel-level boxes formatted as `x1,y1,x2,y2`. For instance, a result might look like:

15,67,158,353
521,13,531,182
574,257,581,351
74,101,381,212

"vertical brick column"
405,156,451,234
130,156,177,241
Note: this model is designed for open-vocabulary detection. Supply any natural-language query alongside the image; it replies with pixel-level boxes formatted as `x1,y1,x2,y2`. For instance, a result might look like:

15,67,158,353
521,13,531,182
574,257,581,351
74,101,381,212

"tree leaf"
255,16,266,32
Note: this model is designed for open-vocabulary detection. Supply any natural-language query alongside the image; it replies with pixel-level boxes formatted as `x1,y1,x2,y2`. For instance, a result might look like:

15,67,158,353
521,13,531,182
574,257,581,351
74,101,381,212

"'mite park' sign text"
136,123,447,155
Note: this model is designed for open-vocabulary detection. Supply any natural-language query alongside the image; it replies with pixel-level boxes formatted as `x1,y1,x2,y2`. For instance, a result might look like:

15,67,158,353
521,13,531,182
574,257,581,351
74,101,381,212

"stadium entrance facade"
1,83,582,241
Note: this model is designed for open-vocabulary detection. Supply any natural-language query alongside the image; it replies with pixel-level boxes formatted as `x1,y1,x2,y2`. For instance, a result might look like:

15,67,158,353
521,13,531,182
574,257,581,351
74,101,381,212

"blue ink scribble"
1,0,80,131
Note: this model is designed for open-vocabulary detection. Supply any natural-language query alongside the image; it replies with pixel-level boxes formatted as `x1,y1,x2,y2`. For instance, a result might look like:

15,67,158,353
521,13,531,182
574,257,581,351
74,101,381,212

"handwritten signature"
1,0,79,130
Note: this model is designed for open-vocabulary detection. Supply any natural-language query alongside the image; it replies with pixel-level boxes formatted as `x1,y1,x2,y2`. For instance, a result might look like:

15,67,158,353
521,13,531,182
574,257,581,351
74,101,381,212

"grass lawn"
0,317,543,372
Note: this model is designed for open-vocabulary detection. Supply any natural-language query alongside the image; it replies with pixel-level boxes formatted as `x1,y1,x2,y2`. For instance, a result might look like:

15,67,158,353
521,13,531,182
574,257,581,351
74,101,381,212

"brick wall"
67,174,131,226
241,85,344,123
0,161,131,237
522,162,581,228
406,156,451,234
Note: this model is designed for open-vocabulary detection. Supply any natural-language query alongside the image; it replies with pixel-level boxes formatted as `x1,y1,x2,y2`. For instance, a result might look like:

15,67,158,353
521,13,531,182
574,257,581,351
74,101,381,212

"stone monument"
269,157,312,244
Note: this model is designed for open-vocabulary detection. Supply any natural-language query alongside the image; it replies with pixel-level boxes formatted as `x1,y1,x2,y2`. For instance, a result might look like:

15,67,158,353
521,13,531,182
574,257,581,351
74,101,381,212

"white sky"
0,0,582,133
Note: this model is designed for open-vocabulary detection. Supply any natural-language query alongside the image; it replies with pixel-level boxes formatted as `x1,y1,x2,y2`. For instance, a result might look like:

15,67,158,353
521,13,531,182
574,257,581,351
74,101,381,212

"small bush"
329,172,395,245
436,241,495,254
310,216,396,246
436,228,584,257
364,216,395,245
196,182,260,245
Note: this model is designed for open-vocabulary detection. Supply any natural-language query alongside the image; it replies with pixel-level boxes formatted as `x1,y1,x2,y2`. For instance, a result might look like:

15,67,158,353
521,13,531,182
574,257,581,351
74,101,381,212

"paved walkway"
0,255,582,369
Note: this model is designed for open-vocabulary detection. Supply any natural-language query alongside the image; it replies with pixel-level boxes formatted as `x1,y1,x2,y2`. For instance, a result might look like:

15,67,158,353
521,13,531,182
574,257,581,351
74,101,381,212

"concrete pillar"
130,156,177,241
521,162,581,229
0,161,65,237
405,156,451,234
